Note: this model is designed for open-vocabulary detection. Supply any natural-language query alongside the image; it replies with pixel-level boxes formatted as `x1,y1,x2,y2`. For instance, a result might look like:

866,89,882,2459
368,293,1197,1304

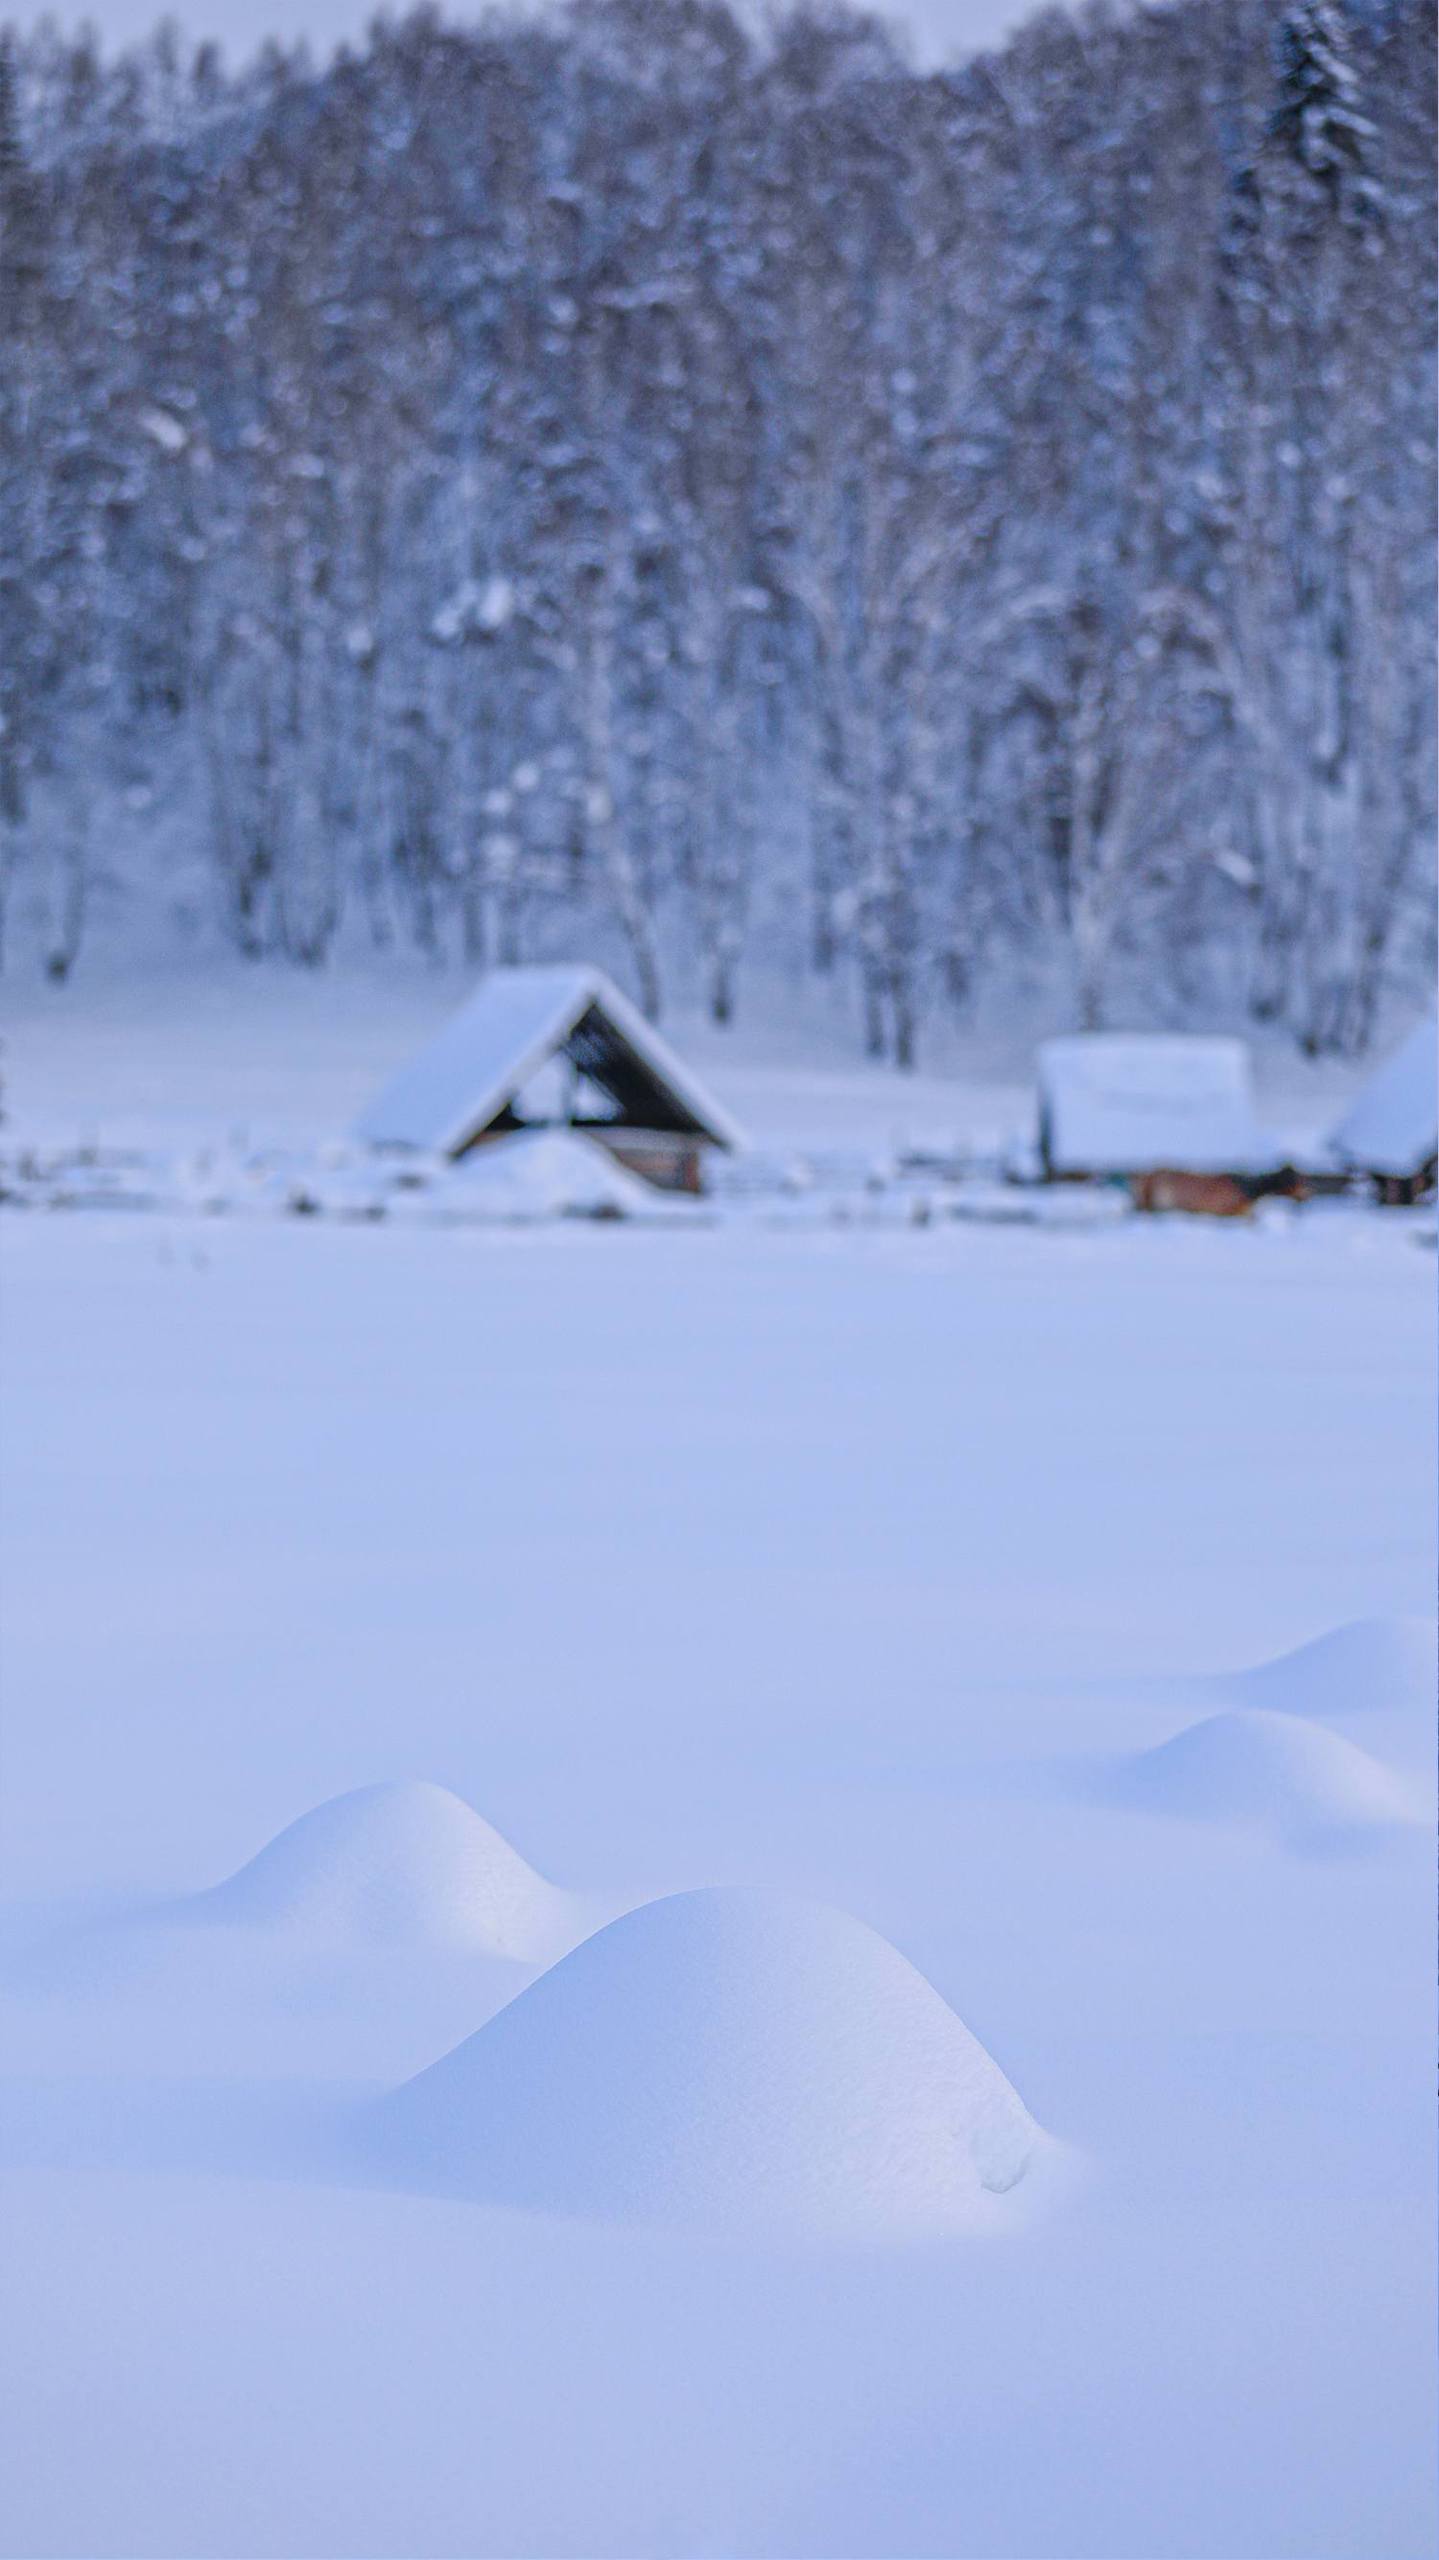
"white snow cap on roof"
356,964,744,1156
1329,1014,1437,1178
1037,1033,1283,1176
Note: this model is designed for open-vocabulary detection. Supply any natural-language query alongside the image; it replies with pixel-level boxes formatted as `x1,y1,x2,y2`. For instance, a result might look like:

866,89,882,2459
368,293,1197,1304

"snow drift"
369,1886,1045,2241
1115,1710,1422,1851
1214,1617,1436,1720
189,1781,578,1960
435,1129,656,1221
1329,1013,1436,1179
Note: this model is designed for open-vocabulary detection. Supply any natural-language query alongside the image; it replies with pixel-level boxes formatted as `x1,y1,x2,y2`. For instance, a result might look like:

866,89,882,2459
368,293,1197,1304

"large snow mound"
437,1129,656,1221
1117,1710,1422,1850
1216,1617,1436,1719
370,1887,1045,2240
190,1781,576,1960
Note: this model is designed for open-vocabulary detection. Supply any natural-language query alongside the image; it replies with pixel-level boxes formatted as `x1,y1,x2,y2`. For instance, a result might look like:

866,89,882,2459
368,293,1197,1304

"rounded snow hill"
1117,1710,1423,1852
189,1782,577,1961
370,1887,1046,2242
1216,1617,1436,1720
440,1129,654,1221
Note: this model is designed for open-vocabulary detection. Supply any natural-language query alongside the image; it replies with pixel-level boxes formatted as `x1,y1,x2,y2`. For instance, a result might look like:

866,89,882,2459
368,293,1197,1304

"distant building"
1036,1034,1287,1204
1328,1016,1437,1206
356,964,744,1195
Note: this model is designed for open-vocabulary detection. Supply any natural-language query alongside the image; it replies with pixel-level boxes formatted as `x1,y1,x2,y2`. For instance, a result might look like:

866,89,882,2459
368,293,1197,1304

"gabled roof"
1329,1014,1437,1177
1037,1034,1284,1176
356,965,745,1156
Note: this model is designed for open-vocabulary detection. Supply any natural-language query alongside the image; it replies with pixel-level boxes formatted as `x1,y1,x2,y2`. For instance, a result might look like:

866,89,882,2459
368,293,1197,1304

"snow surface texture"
1212,1615,1437,1719
1036,1032,1283,1173
0,1127,1142,1229
190,1781,580,1962
0,1125,681,1225
1330,1012,1437,1176
1112,1710,1423,1853
372,1887,1044,2240
0,983,1433,2560
439,1128,656,1221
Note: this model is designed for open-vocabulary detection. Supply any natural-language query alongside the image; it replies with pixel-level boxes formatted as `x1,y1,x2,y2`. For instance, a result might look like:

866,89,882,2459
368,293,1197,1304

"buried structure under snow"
1034,1033,1292,1209
356,964,744,1194
1327,1013,1437,1206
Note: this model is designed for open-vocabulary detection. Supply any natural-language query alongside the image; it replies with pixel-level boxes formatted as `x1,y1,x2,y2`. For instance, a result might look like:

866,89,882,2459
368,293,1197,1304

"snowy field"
1,975,1435,2559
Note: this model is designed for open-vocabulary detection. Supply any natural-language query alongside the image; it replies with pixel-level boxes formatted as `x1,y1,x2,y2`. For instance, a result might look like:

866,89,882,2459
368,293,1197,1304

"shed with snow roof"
1036,1034,1285,1188
1328,1015,1437,1205
356,965,744,1194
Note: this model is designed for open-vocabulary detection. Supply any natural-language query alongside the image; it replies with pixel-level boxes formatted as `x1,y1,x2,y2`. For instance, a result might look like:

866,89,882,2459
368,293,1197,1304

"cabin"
1328,1015,1437,1206
356,965,744,1195
1035,1034,1289,1208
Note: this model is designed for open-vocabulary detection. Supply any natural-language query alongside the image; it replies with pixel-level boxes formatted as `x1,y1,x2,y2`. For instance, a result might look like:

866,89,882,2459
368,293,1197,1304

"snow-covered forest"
0,0,1433,1057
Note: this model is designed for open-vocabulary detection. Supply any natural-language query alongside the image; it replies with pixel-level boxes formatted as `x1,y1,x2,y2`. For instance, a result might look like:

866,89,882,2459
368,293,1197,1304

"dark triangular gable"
561,1003,711,1136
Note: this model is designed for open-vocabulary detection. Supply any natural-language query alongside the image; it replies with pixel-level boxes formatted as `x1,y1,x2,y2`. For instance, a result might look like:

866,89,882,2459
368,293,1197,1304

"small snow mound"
191,1782,572,1959
1119,1710,1422,1849
1219,1617,1436,1719
441,1129,654,1221
370,1887,1045,2240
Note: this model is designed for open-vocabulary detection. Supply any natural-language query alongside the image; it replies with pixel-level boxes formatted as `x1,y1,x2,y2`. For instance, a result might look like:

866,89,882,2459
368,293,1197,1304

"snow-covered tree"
1,0,1431,1054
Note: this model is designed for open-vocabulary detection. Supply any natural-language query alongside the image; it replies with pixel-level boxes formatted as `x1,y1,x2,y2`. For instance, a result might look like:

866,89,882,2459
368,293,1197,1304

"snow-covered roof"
1036,1034,1284,1176
1329,1014,1437,1177
356,965,745,1156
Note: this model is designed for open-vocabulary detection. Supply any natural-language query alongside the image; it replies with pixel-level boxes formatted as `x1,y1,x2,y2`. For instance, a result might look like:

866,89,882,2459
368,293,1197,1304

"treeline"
0,0,1433,1054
